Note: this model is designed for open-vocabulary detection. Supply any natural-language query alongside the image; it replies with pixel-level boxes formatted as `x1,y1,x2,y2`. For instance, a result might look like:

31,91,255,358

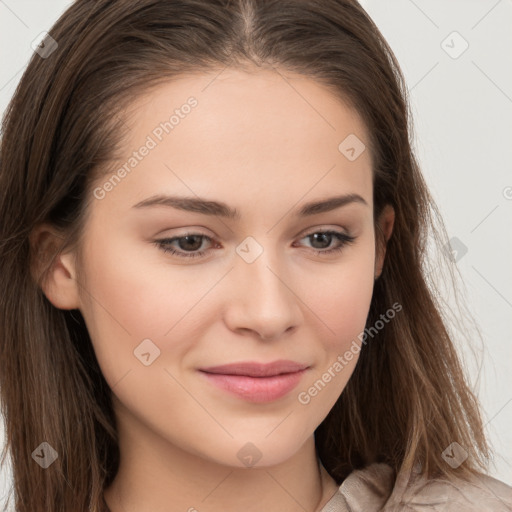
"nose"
223,249,303,341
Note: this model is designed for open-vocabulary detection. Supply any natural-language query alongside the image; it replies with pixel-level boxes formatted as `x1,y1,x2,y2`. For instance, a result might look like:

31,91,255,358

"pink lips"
198,360,310,403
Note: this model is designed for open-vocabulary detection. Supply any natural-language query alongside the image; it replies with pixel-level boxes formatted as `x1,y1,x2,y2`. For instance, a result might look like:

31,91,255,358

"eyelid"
154,225,216,238
297,224,351,238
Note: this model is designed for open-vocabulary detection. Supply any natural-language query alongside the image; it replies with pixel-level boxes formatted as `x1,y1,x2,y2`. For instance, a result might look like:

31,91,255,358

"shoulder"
332,463,512,511
395,467,512,511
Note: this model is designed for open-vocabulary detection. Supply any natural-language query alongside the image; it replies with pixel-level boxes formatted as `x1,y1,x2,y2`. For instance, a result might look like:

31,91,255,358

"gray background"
0,0,510,506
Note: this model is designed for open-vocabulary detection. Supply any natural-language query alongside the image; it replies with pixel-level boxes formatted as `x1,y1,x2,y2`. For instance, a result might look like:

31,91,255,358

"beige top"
319,463,512,511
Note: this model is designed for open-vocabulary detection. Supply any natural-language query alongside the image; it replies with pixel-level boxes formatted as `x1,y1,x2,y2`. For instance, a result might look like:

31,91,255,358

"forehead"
98,67,373,213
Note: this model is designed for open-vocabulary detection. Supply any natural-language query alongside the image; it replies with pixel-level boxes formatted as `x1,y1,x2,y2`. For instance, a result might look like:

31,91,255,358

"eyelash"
154,230,356,260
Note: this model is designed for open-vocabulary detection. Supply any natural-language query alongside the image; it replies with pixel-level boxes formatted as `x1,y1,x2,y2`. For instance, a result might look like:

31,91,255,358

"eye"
154,229,356,260
154,233,215,259
295,230,356,256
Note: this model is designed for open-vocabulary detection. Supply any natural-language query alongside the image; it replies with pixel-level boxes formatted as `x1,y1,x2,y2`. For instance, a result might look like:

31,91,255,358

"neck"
102,409,339,512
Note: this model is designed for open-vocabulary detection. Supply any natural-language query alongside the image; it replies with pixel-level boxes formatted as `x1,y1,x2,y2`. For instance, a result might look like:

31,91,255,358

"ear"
29,224,81,310
374,204,395,280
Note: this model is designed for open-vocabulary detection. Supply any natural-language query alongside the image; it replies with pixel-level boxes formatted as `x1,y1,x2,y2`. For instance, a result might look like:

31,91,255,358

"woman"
0,1,510,511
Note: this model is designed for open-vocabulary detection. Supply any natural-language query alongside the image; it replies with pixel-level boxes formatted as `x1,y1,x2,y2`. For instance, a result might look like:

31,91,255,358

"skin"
33,67,394,512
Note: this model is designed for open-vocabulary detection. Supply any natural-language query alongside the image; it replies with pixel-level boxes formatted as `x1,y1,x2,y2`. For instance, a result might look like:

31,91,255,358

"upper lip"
199,360,310,377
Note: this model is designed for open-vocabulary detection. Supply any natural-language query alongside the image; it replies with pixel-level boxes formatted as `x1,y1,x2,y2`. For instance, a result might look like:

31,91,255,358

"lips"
198,360,310,403
199,360,310,377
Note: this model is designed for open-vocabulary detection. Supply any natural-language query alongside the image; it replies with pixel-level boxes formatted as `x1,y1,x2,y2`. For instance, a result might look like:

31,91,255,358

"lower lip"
199,369,308,403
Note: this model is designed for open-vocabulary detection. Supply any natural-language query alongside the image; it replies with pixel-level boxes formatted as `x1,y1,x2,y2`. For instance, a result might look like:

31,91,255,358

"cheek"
293,241,375,403
77,232,228,389
76,235,180,380
299,241,375,349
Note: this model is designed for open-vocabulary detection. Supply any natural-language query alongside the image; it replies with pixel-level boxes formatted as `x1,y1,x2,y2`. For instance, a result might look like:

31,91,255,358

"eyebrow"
132,193,368,219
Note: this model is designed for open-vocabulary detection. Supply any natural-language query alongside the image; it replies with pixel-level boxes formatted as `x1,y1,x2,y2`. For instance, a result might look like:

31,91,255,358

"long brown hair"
0,0,490,510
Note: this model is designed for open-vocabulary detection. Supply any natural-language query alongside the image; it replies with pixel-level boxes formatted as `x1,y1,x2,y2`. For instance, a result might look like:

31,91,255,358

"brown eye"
155,233,214,259
297,230,356,256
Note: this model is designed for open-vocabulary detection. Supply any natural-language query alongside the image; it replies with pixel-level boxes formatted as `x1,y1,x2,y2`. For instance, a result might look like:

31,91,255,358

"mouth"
198,360,310,403
199,360,310,377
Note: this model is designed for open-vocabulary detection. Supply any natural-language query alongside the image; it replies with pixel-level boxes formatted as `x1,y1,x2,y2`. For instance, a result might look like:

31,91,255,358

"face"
47,67,393,468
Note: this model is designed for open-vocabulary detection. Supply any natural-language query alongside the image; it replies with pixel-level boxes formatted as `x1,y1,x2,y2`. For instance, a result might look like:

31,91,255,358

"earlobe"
374,204,395,279
29,225,81,310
